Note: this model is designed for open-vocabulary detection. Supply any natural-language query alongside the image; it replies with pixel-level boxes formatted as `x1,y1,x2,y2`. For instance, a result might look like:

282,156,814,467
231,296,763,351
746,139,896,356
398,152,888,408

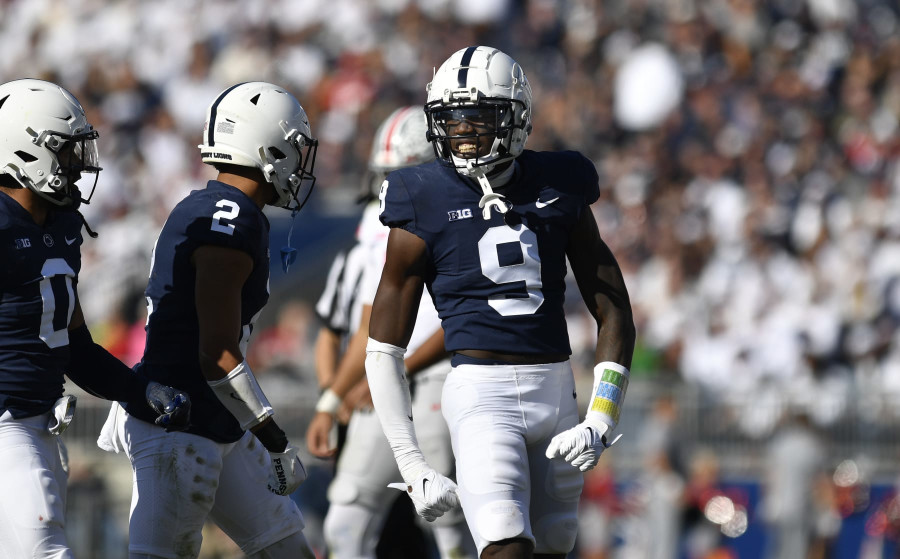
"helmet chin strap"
470,161,509,220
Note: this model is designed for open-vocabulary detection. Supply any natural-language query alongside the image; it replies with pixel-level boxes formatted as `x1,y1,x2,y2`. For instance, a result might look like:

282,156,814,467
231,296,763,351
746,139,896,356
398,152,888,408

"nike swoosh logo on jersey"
230,392,244,402
535,197,560,208
65,236,77,245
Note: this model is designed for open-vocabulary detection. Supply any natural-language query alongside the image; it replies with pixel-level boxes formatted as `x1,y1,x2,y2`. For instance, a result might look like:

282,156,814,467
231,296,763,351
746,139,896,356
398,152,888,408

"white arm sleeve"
208,360,274,430
365,337,429,483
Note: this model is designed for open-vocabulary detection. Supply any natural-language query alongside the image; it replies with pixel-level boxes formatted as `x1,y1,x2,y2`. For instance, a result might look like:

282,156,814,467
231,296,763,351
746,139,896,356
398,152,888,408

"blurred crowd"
7,0,900,557
2,0,898,433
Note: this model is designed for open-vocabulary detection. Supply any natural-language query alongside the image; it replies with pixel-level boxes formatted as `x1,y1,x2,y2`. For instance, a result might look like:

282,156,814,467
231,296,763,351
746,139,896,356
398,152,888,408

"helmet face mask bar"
268,127,318,213
425,100,524,171
39,128,102,209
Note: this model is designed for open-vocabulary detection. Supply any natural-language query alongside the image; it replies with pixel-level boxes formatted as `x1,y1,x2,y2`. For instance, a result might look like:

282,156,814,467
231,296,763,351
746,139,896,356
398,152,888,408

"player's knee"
532,512,578,555
481,538,533,558
475,500,528,548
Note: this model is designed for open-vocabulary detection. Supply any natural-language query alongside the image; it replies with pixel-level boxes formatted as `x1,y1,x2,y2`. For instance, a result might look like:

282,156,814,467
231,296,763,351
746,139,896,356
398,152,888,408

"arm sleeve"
67,324,148,403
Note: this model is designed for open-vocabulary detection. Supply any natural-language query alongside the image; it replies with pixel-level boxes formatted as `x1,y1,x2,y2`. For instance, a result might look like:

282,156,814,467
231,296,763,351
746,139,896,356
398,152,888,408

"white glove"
388,468,460,522
267,444,308,495
545,420,622,472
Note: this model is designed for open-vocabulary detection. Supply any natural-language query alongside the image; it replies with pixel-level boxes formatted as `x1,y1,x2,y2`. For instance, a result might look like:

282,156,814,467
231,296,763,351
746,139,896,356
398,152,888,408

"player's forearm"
593,299,635,369
66,324,148,403
329,327,368,396
198,345,245,382
314,327,342,389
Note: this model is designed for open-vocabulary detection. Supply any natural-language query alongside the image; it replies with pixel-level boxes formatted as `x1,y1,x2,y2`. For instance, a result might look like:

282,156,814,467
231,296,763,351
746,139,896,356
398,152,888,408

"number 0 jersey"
128,180,270,442
379,150,600,356
0,191,82,418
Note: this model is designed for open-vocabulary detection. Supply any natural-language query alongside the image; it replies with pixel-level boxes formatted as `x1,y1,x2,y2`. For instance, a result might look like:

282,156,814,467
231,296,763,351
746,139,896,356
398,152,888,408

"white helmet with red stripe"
360,105,433,202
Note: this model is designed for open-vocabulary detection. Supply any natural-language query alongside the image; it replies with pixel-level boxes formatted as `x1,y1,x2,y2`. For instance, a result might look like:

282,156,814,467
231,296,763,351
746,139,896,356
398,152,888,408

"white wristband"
208,360,274,430
315,388,341,415
586,361,630,430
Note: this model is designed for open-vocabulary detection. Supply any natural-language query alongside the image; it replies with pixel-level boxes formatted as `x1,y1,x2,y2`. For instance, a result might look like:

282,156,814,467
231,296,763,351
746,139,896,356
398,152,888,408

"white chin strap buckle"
469,162,509,220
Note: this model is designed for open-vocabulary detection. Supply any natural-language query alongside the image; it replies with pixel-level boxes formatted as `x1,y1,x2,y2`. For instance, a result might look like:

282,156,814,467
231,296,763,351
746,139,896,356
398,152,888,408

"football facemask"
40,129,101,209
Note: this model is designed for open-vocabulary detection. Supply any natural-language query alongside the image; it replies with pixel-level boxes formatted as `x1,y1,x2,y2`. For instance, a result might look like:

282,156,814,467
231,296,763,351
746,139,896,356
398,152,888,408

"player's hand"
545,420,622,472
267,443,308,495
344,380,373,413
306,411,338,458
145,381,191,432
388,469,459,522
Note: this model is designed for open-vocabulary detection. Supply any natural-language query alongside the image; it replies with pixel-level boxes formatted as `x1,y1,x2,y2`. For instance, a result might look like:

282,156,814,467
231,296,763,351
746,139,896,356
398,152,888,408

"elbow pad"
365,337,428,483
586,361,630,431
208,360,273,430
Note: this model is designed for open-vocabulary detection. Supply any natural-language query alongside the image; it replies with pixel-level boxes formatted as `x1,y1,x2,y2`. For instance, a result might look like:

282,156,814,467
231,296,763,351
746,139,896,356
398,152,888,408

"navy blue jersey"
0,191,83,418
127,181,270,442
380,150,600,355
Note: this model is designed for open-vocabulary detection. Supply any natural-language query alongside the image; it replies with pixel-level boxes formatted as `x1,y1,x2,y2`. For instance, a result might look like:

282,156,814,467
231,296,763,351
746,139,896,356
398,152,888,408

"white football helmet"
360,105,433,201
199,82,317,211
425,46,532,177
0,79,101,209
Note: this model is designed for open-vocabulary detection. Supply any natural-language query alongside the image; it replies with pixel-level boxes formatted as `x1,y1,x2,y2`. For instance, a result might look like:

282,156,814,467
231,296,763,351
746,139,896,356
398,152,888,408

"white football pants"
104,404,313,559
0,410,73,559
441,361,584,556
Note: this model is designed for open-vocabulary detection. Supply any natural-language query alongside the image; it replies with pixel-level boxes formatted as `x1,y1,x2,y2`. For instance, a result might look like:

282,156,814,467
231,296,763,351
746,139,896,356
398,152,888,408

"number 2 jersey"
0,190,82,418
126,180,270,442
379,150,600,356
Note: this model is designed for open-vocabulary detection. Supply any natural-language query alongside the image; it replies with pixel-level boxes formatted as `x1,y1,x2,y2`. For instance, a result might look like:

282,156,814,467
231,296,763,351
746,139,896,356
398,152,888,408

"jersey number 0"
39,258,76,348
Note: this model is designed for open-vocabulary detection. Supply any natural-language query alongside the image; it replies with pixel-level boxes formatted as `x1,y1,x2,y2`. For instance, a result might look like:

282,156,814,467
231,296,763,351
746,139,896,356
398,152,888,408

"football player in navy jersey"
0,78,190,559
306,106,475,559
364,47,636,559
98,82,317,558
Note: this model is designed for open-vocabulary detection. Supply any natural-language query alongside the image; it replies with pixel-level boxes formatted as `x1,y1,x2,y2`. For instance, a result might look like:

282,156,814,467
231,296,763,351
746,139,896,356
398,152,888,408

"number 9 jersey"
378,150,600,356
128,180,270,442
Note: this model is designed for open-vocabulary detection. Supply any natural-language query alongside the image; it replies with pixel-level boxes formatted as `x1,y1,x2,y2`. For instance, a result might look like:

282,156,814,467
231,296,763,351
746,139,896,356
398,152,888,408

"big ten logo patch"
448,208,473,222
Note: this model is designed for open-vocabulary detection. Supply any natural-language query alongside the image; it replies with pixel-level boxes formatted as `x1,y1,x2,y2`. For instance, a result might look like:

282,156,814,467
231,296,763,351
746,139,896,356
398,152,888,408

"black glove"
145,381,191,431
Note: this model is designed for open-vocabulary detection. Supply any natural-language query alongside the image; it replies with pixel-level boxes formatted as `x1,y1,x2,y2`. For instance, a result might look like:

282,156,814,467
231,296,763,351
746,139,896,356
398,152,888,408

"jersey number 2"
211,200,240,235
39,259,76,348
478,224,544,316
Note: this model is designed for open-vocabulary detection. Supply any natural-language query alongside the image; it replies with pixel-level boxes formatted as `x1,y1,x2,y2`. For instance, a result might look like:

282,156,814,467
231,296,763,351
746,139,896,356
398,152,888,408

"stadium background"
3,0,900,557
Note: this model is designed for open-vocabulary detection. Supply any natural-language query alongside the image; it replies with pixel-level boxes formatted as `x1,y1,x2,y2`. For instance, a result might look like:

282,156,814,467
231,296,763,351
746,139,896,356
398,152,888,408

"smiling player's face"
435,107,499,159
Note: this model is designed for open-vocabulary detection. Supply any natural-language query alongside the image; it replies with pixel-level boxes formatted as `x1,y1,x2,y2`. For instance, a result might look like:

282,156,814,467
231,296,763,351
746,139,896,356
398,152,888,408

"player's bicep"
566,209,631,319
369,227,427,348
192,245,253,379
